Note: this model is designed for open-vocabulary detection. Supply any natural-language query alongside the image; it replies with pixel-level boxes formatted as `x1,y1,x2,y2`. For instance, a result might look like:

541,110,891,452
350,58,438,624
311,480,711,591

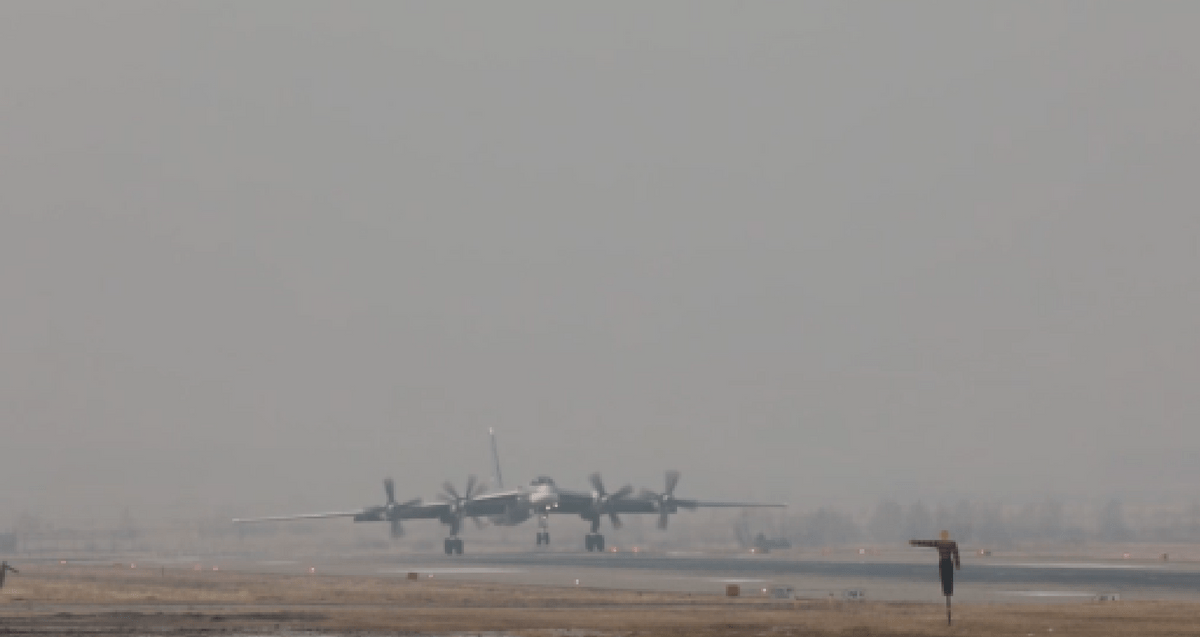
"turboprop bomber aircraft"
233,430,785,555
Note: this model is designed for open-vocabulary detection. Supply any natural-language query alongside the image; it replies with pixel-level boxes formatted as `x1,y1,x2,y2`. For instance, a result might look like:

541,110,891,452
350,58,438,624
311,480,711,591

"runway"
214,550,1200,603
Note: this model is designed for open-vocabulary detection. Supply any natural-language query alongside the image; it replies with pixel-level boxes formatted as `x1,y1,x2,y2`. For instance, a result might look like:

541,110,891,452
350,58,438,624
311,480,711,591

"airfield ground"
2,564,1198,636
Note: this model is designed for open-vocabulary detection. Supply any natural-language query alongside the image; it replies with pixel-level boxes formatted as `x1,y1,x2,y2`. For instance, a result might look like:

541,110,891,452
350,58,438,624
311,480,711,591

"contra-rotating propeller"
439,475,487,536
382,477,420,538
639,470,696,529
589,473,634,529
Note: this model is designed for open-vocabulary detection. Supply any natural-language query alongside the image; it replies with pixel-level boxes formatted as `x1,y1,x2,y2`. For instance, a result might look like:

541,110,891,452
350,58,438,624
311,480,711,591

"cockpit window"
529,476,556,486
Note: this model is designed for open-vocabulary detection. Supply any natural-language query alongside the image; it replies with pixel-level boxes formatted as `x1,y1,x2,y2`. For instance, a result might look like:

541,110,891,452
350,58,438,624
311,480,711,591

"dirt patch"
1,564,1198,636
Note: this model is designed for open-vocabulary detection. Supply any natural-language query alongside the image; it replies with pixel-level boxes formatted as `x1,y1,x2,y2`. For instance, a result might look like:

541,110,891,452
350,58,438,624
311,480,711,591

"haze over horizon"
2,2,1198,528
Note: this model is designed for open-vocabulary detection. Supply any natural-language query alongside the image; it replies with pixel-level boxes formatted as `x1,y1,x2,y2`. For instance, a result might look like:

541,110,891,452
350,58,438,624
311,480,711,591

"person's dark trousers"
939,557,954,596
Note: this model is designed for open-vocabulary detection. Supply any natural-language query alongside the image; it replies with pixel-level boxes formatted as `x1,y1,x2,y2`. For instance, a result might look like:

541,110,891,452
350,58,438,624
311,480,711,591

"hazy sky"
2,2,1198,526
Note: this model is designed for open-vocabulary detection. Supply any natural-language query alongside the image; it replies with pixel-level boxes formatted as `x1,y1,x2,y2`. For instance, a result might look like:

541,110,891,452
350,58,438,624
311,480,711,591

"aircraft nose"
531,491,559,507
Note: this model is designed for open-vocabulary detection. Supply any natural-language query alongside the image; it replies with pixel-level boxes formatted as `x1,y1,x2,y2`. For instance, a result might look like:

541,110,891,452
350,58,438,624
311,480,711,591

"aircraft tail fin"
489,428,504,490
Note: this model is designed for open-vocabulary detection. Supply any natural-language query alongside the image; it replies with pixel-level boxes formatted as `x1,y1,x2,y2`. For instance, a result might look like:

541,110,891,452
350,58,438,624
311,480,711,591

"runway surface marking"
1001,563,1168,570
378,567,527,574
1000,591,1098,597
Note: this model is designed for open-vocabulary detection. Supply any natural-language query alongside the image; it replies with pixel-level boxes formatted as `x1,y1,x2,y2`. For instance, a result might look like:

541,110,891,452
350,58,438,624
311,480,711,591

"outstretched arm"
910,539,939,548
952,544,961,570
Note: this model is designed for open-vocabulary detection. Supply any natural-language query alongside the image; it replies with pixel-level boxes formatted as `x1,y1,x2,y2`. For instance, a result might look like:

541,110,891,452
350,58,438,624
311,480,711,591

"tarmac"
168,548,1200,603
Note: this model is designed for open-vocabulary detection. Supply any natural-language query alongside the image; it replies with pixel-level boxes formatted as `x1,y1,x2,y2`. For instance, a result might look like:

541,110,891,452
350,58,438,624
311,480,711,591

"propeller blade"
465,475,478,500
384,478,396,506
443,481,460,501
589,473,606,496
609,512,623,530
658,510,670,530
665,470,680,496
612,485,634,500
390,519,404,538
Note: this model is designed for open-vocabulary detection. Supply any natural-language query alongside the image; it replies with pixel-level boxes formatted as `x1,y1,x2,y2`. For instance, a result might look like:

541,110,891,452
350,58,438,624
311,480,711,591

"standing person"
0,561,18,589
910,530,960,624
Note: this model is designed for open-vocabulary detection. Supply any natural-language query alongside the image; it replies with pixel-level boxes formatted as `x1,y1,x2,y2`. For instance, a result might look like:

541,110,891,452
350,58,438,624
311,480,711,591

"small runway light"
60,560,66,565
575,579,580,586
1122,553,1131,559
309,567,316,573
858,548,866,555
212,566,219,571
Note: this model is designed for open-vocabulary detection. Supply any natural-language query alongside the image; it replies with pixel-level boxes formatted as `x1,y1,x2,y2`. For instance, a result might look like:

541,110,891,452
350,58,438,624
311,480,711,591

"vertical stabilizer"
489,428,504,490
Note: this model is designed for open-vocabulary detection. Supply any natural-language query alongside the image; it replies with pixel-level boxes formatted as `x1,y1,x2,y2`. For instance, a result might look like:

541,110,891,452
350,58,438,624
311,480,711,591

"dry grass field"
1,563,1198,635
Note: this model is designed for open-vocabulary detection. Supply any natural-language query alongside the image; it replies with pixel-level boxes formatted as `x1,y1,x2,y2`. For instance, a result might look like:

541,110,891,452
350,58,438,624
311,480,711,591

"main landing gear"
443,537,464,555
585,533,606,552
536,531,551,545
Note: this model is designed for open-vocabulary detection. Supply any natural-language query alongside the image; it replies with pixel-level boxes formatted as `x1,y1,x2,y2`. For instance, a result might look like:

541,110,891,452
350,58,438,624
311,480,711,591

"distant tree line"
770,499,1200,548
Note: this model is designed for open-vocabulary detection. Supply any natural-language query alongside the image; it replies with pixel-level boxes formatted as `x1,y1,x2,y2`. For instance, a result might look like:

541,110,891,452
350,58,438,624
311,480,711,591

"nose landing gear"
535,513,551,546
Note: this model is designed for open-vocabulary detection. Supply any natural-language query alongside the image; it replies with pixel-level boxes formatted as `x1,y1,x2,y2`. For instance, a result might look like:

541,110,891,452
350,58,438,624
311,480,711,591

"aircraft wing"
233,511,367,523
234,503,448,524
543,488,786,515
592,498,786,514
389,502,451,520
233,491,526,525
459,489,524,516
674,499,787,508
550,488,598,514
387,490,525,519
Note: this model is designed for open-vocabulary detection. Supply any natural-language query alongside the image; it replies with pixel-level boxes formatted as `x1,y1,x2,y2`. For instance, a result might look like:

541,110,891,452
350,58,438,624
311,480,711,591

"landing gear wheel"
586,533,605,552
444,538,454,555
543,532,550,545
453,538,464,555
